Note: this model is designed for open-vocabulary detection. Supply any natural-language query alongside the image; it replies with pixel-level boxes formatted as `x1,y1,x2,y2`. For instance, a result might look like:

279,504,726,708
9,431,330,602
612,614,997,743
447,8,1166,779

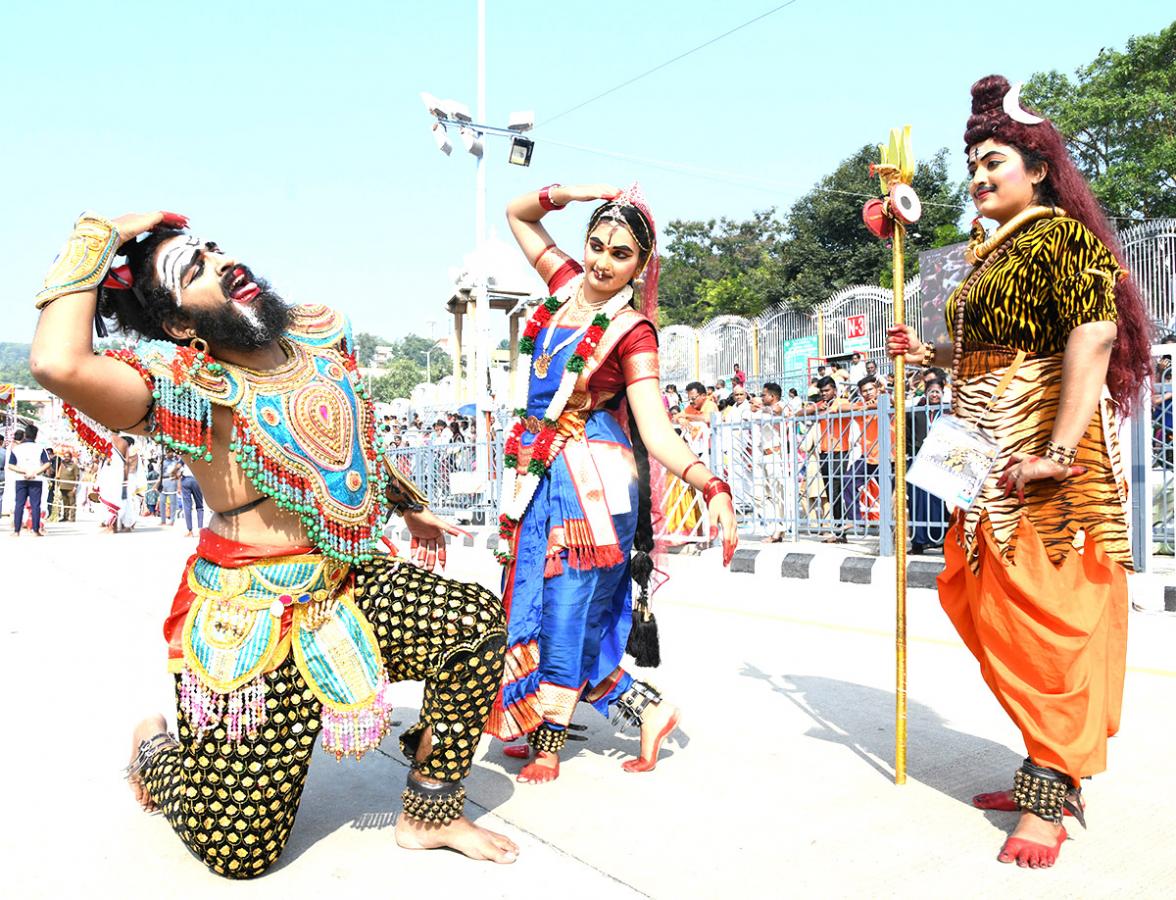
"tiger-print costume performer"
889,74,1154,869
937,212,1131,782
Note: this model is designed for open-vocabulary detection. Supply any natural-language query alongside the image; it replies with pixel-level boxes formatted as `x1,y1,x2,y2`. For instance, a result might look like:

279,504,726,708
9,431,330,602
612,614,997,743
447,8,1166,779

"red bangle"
681,459,703,484
702,477,731,505
539,184,566,211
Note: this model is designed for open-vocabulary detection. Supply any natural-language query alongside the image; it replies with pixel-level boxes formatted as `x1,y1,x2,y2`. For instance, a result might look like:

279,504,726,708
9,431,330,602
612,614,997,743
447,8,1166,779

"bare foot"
517,751,560,784
998,812,1067,868
396,814,518,863
622,700,681,773
127,714,168,812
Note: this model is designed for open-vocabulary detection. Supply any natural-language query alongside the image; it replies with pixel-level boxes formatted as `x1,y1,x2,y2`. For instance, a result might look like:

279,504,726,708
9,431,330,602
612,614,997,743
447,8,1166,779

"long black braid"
591,199,660,666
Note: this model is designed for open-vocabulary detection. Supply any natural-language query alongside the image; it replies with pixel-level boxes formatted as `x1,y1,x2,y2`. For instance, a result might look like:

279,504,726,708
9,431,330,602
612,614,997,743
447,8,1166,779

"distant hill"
0,343,33,388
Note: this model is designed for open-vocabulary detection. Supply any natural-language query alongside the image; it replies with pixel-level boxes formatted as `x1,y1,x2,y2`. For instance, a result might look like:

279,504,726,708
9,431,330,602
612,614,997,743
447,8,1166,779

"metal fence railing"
1143,344,1174,559
382,351,1175,565
385,440,501,523
706,395,949,554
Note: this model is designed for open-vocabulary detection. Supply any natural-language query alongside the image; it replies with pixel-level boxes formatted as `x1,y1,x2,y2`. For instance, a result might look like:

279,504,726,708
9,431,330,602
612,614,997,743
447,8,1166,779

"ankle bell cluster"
1012,759,1073,824
527,722,568,755
401,777,465,826
124,732,180,782
611,680,662,731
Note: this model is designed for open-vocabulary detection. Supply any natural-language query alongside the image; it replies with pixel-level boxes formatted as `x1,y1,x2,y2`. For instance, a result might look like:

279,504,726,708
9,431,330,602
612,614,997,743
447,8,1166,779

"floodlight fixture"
507,135,534,167
431,122,452,156
459,126,484,158
441,99,472,123
507,111,534,133
420,91,444,117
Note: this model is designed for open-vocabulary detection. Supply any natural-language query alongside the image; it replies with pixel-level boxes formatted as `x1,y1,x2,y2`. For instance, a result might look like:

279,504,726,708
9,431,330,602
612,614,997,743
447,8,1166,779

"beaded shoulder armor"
133,305,389,563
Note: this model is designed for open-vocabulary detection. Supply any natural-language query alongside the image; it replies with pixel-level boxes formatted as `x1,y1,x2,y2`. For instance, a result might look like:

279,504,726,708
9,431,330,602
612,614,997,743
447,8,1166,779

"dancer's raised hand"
111,210,189,242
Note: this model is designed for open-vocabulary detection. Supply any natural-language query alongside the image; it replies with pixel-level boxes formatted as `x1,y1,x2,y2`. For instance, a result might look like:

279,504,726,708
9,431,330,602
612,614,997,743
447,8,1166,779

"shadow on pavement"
268,705,519,871
740,664,1023,808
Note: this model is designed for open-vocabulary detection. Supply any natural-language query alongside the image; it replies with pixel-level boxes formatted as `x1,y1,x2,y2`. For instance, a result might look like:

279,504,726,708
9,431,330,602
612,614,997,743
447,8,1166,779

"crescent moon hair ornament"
1003,81,1045,126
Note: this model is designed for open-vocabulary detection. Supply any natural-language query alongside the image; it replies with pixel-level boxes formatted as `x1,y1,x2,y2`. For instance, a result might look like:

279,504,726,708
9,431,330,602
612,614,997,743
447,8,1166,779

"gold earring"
190,336,209,355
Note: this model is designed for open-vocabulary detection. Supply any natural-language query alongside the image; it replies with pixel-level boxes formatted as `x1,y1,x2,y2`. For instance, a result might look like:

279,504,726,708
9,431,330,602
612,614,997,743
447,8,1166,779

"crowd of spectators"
377,412,478,449
660,354,957,550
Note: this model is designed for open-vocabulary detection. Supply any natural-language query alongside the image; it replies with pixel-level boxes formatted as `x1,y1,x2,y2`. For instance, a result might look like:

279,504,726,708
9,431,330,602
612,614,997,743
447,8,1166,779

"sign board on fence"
844,314,868,352
780,335,819,392
918,241,969,347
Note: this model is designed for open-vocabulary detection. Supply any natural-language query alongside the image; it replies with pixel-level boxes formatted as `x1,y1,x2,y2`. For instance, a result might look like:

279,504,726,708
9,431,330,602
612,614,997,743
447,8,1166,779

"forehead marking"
155,235,204,305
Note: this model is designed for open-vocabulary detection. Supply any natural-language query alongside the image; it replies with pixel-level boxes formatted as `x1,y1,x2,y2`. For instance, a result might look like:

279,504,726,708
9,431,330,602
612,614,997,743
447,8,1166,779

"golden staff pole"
892,220,908,785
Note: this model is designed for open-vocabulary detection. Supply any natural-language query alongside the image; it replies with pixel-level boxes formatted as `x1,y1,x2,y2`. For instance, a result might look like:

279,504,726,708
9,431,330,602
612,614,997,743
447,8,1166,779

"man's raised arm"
29,210,186,432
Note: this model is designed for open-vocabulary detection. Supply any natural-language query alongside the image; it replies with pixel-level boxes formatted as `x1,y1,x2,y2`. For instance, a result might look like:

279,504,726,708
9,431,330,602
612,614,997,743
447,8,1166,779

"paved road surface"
4,514,1174,899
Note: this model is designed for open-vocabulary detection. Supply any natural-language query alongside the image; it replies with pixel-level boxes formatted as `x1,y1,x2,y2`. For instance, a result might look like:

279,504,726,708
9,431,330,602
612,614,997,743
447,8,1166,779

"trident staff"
861,126,922,785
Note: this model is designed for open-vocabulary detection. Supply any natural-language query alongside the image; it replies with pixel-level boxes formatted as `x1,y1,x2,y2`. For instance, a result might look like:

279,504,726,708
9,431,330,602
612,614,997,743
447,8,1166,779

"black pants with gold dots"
138,559,506,879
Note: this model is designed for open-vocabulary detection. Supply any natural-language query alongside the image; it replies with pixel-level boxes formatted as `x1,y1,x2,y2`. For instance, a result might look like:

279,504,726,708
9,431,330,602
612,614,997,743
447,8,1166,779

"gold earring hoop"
190,336,209,355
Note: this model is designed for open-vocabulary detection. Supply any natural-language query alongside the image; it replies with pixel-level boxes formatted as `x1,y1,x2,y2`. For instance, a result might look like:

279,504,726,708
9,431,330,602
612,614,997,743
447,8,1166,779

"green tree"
369,358,425,402
657,146,966,325
353,331,386,367
393,334,452,379
781,145,967,309
658,210,790,325
1025,23,1176,219
0,343,33,387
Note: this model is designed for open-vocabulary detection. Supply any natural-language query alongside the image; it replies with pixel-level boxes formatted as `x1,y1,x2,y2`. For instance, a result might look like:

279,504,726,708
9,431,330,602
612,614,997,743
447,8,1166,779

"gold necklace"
965,205,1064,264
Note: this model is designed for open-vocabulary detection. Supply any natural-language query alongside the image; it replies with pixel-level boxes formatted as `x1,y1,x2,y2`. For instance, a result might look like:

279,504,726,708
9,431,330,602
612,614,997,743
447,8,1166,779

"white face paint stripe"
155,236,203,306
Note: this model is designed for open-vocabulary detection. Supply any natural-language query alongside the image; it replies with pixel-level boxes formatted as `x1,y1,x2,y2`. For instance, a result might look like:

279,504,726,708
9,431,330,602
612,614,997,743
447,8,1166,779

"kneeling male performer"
30,210,517,876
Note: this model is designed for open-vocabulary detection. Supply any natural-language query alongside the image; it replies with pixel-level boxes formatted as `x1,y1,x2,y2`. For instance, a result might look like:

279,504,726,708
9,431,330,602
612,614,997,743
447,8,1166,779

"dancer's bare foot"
517,751,560,783
998,812,1067,868
127,714,168,812
622,700,680,773
396,813,518,863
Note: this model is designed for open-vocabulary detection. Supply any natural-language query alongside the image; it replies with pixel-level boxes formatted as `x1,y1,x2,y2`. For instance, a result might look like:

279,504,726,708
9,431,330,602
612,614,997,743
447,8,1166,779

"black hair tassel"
625,549,660,667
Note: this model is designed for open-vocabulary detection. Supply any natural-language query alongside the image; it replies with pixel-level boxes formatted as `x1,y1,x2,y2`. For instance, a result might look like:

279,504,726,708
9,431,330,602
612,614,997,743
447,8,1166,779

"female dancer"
488,182,737,783
888,75,1151,868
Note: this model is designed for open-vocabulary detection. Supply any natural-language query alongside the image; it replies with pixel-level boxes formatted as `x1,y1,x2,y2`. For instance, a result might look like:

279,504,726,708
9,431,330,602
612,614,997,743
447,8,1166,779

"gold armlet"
35,212,120,309
383,457,428,513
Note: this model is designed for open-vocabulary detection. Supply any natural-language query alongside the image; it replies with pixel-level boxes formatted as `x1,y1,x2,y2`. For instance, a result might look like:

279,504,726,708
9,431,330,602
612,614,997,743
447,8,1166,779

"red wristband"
702,477,731,505
539,184,566,211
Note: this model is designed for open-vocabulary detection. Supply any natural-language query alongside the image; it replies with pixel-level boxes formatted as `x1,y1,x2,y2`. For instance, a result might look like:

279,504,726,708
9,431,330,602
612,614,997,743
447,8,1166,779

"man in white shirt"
7,426,50,536
848,353,868,386
751,383,788,542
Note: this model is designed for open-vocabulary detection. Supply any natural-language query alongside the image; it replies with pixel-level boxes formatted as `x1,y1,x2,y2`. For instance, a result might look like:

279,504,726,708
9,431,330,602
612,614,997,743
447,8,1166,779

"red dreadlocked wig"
965,74,1153,416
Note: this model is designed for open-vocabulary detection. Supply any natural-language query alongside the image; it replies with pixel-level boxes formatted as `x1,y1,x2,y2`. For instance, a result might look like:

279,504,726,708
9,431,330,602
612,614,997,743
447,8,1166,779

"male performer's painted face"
584,220,642,296
967,139,1045,225
153,234,289,350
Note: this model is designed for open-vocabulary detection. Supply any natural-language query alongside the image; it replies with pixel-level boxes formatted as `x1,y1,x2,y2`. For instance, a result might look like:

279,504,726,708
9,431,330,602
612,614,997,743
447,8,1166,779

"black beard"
186,276,291,351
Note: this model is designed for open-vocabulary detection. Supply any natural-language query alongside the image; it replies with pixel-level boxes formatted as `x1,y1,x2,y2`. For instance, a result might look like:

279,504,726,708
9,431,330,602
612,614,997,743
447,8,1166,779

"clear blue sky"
2,1,1170,345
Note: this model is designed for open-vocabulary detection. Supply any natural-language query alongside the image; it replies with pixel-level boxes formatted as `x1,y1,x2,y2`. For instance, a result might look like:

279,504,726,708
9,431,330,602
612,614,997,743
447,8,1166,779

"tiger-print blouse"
947,217,1122,354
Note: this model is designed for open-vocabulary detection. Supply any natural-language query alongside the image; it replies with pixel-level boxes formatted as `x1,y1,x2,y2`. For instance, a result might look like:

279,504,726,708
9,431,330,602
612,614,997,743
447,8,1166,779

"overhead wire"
532,134,968,211
537,1,801,127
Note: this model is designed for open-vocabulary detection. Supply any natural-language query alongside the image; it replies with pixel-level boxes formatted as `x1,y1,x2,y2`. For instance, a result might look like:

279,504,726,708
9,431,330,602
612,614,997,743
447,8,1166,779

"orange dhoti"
938,349,1131,781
